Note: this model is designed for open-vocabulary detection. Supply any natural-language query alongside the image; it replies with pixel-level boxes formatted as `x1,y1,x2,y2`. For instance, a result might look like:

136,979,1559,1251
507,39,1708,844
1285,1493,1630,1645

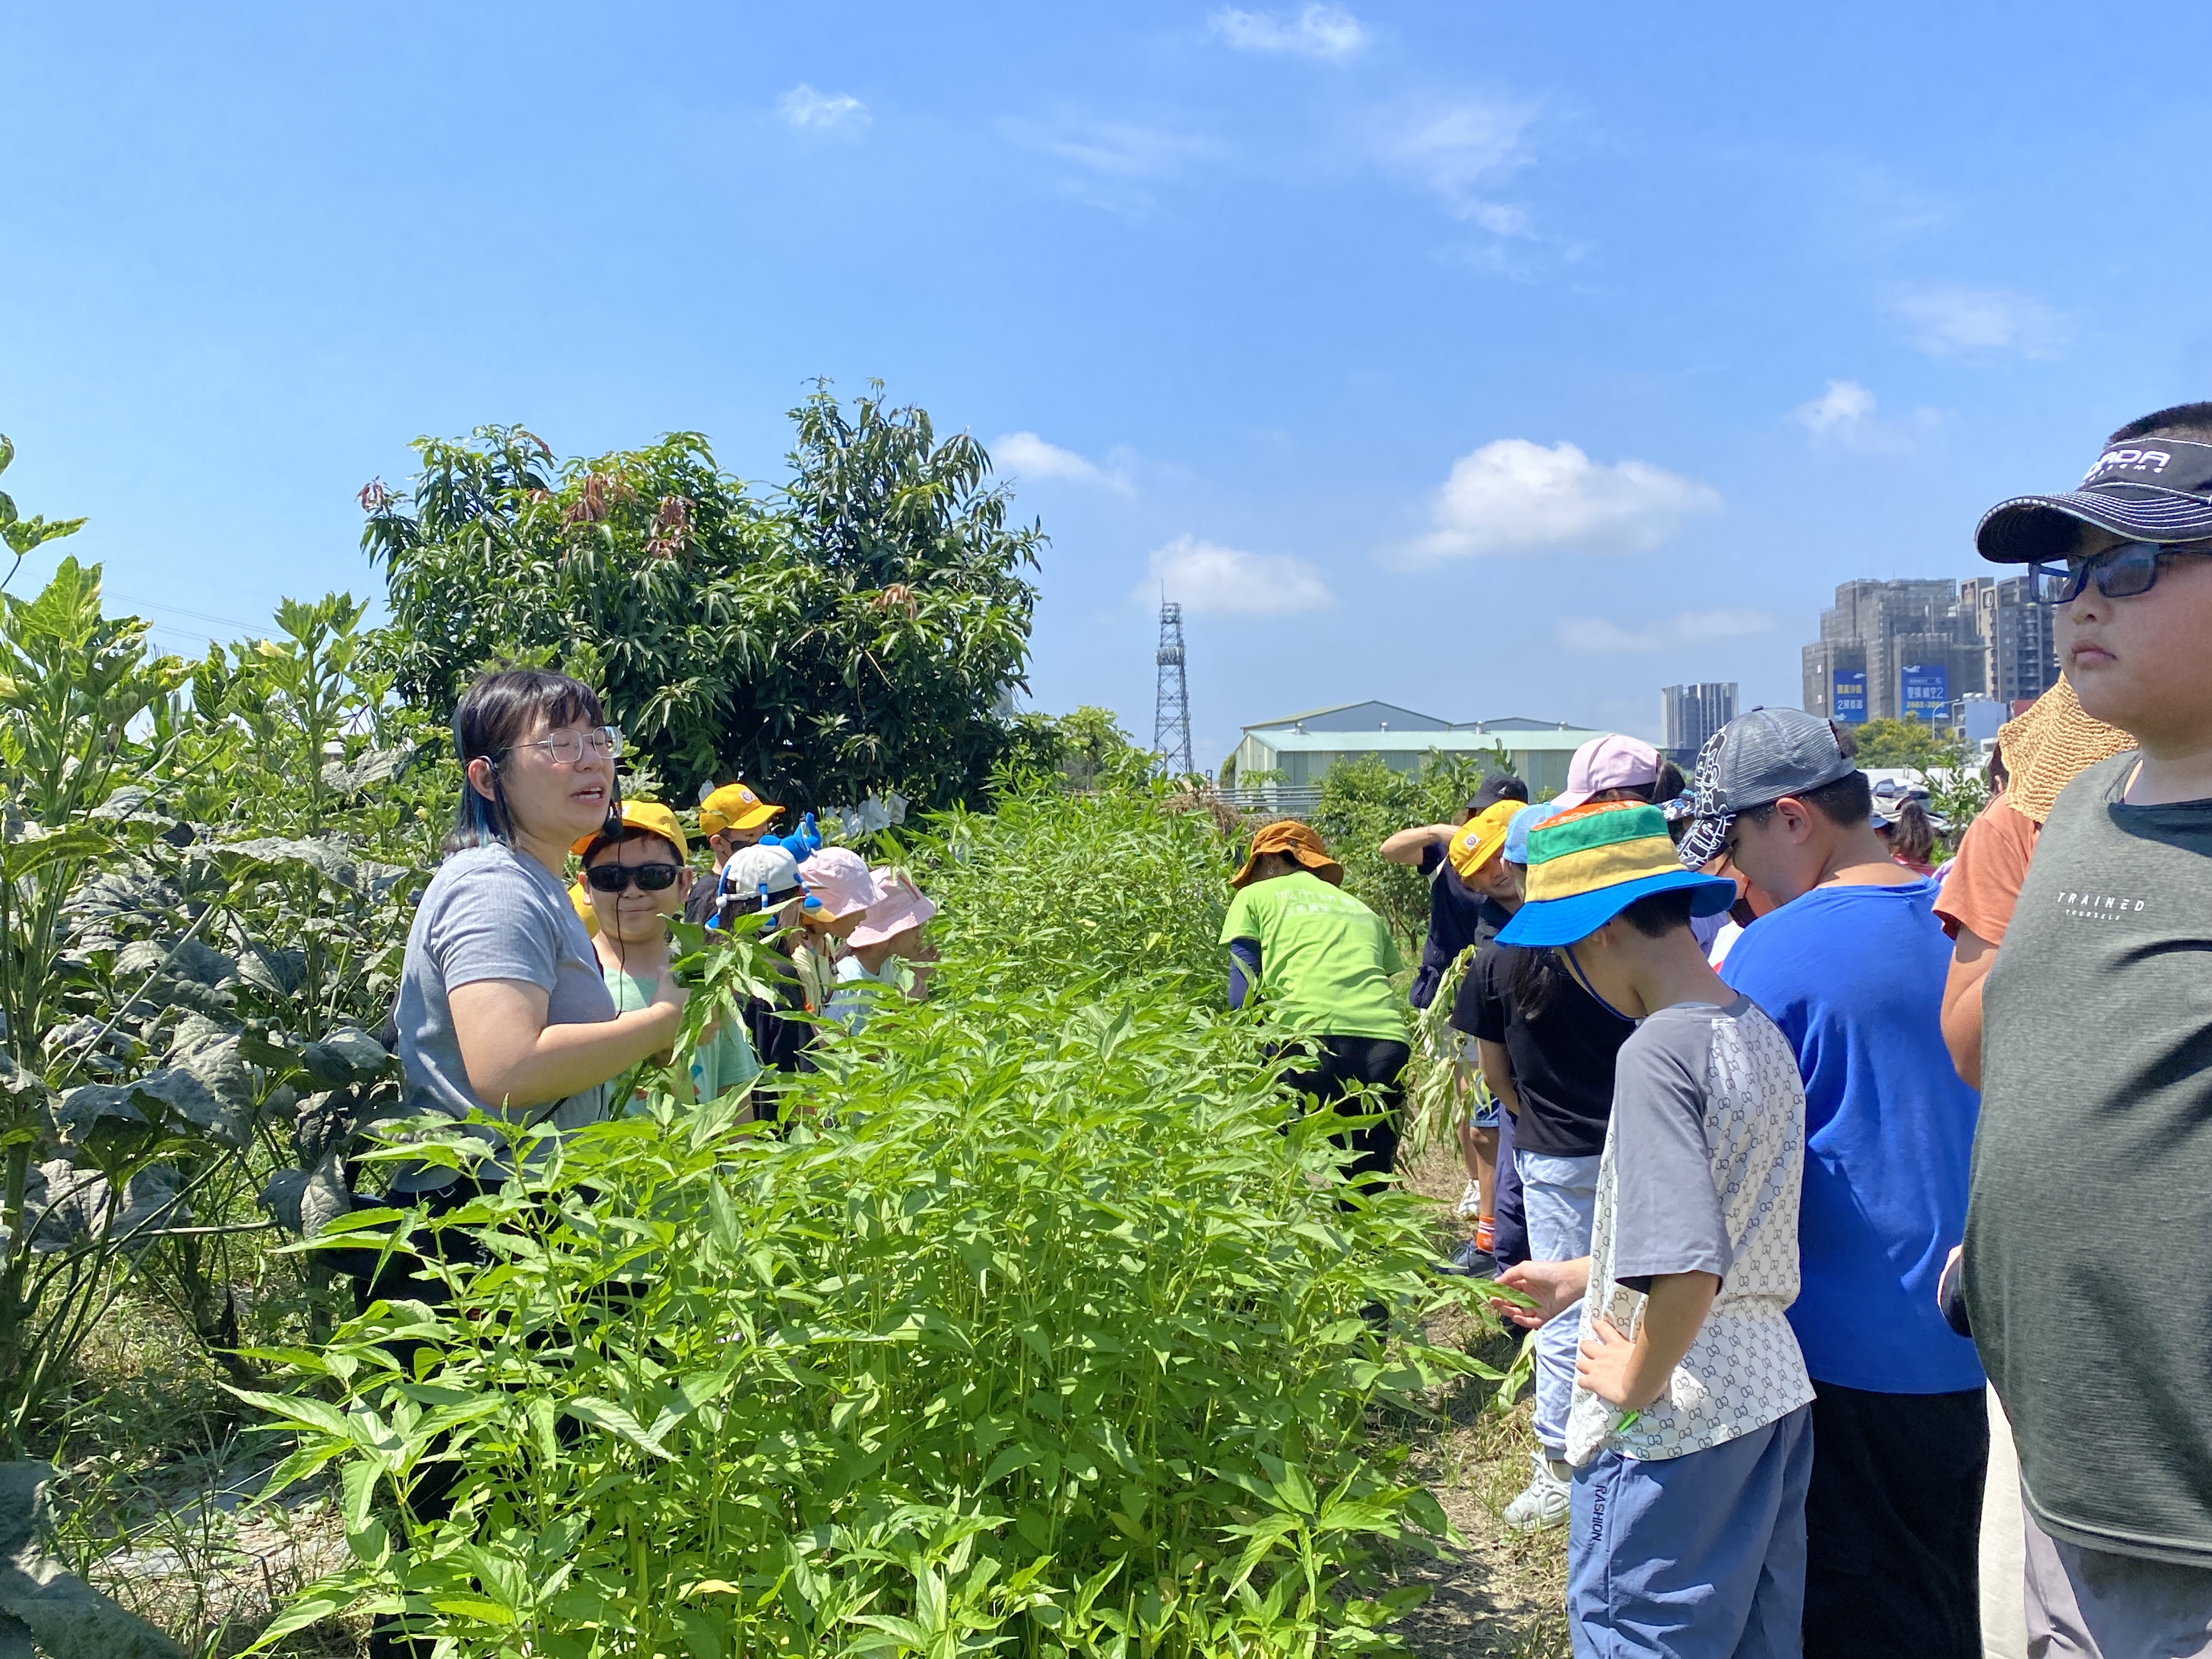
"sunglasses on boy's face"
2029,542,2212,606
584,862,684,894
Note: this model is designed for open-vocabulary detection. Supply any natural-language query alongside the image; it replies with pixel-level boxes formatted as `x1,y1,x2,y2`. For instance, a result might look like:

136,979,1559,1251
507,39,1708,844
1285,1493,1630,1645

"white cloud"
1402,438,1723,562
1894,285,2066,359
1376,97,1538,228
1210,4,1369,60
1789,379,1940,454
1139,535,1334,616
1793,379,1876,436
1000,114,1221,212
991,432,1133,495
1556,609,1776,653
778,84,870,132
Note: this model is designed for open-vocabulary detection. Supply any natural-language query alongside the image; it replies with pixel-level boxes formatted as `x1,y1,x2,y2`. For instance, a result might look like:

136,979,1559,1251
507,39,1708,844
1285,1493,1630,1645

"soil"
1391,1140,1572,1658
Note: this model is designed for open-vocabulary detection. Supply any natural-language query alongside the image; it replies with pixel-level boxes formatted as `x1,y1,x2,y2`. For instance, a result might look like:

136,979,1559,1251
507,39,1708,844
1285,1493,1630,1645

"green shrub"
247,787,1494,1657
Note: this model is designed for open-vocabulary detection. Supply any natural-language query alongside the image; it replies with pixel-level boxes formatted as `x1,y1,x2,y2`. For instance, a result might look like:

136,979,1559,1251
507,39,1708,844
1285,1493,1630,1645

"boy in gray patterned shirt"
1493,802,1813,1658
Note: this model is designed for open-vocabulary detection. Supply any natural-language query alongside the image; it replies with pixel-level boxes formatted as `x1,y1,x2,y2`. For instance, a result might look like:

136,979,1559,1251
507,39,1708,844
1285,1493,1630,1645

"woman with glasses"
578,800,761,1110
390,668,687,1201
369,669,687,1659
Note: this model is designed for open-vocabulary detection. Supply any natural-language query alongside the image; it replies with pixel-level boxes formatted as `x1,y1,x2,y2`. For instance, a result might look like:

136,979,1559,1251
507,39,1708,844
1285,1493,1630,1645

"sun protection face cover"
570,799,687,861
698,782,781,836
1496,802,1736,948
1676,707,1858,870
1447,799,1523,882
1977,436,2212,564
1551,733,1663,811
1229,820,1345,889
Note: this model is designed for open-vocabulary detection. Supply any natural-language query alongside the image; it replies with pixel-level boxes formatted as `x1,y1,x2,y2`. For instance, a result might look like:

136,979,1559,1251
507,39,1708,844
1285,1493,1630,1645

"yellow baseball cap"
570,799,688,861
1447,799,1522,882
698,782,780,836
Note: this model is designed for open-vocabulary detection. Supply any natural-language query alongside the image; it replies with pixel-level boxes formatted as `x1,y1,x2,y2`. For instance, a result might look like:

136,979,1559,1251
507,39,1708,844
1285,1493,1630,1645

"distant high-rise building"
1662,682,1737,761
1802,579,1988,726
1957,573,2060,707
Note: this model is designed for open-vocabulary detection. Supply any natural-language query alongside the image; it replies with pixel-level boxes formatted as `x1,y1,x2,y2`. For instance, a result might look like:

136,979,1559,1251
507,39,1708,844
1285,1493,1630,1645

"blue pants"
1521,1149,1602,1457
1568,1404,1814,1659
1493,1107,1527,1267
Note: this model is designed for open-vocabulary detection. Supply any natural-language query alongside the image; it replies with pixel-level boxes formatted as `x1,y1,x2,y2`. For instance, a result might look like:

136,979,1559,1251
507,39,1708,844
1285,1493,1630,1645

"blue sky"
4,3,2206,771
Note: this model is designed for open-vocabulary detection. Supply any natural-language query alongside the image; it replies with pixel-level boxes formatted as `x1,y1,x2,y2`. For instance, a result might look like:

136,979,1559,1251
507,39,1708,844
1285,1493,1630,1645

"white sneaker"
1453,1180,1483,1220
1501,1449,1572,1531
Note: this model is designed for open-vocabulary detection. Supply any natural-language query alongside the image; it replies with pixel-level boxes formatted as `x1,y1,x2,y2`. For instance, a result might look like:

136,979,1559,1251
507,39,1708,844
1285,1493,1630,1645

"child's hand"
1491,1257,1589,1328
1576,1317,1660,1411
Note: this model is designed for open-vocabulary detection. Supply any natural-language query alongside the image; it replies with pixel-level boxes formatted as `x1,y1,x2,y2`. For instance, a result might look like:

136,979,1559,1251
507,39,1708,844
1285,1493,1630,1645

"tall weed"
250,785,1496,1656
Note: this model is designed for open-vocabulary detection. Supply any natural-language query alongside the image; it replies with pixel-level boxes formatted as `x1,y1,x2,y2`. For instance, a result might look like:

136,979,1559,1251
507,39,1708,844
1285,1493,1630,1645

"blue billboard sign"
1901,663,1951,726
1831,670,1867,724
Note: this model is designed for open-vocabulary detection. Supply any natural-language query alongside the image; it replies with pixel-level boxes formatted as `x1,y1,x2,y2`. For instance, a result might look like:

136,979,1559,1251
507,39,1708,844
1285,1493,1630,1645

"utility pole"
1153,599,1195,778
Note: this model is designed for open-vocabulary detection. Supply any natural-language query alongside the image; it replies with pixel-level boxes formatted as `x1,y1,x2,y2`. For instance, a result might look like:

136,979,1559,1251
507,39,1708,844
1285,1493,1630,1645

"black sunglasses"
584,861,684,894
2030,541,2212,606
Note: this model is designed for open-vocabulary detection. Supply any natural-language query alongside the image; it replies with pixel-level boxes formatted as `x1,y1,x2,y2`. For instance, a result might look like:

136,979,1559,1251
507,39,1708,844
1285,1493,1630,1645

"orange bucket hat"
1230,820,1345,890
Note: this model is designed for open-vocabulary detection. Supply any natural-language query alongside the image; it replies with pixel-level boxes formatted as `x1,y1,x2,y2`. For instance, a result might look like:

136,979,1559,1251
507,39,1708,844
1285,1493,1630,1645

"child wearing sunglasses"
575,802,761,1108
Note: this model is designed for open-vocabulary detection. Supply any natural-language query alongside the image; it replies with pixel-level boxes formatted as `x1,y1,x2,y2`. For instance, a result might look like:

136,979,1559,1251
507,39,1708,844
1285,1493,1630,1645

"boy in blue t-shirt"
1680,708,1985,1659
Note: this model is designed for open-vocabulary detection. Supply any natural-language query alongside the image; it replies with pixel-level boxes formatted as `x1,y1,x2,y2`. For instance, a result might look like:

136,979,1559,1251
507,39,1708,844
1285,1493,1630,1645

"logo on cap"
2083,447,2175,486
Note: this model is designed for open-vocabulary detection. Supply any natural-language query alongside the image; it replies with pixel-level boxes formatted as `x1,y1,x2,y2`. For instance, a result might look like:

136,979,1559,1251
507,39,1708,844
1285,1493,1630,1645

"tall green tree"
362,385,1045,810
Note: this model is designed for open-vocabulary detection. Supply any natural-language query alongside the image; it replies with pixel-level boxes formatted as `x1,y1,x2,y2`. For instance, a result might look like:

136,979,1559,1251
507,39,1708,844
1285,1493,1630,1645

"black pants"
1803,1381,1988,1659
1275,1036,1410,1198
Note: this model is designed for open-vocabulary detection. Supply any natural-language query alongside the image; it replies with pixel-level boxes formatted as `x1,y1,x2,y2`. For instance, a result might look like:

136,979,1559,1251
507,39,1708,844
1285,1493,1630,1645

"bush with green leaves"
1308,753,1511,957
246,786,1495,1657
361,385,1046,812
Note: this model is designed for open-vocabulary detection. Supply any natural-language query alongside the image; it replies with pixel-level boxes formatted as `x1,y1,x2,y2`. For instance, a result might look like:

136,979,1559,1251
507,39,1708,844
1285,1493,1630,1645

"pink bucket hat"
1551,733,1663,811
849,867,938,947
797,847,882,920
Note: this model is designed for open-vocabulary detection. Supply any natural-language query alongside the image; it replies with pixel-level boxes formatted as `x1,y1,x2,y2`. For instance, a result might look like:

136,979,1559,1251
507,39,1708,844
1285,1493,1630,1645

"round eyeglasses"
2029,542,2211,606
506,726,623,766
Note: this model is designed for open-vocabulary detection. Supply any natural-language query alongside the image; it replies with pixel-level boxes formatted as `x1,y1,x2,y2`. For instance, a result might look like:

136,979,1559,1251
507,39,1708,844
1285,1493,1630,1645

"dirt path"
1391,1143,1571,1659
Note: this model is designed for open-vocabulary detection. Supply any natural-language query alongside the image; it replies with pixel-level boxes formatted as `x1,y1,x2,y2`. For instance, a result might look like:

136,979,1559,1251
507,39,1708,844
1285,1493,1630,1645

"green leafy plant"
0,435,88,594
1849,716,1969,772
362,385,1046,811
246,782,1498,1657
1310,753,1510,957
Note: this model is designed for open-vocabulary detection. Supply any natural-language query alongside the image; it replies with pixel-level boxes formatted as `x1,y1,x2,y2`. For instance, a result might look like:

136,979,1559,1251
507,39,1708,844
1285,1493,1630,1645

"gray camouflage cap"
1677,707,1859,868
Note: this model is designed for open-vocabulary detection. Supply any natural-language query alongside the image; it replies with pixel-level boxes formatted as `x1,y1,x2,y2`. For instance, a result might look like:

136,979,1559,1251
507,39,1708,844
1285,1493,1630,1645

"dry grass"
38,1286,364,1658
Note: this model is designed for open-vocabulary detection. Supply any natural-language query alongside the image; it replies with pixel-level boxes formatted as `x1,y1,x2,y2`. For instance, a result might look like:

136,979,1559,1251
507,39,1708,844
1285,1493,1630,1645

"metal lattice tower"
1152,599,1195,778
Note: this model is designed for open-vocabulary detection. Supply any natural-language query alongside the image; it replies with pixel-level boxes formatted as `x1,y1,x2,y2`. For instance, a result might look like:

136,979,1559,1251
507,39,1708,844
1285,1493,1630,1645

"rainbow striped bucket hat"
1496,802,1735,947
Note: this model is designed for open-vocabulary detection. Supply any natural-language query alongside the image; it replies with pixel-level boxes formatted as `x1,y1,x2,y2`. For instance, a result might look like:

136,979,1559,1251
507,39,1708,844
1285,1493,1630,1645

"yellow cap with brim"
570,799,688,861
1447,799,1522,882
699,782,780,836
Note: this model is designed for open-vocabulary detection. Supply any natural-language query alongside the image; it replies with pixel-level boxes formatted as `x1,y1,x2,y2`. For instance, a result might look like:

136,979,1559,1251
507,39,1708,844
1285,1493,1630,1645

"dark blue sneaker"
1443,1237,1499,1280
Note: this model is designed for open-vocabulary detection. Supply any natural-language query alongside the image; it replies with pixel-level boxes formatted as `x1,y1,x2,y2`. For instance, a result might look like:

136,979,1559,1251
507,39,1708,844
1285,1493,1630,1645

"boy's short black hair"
2109,403,2212,445
1617,887,1697,939
1736,770,1873,833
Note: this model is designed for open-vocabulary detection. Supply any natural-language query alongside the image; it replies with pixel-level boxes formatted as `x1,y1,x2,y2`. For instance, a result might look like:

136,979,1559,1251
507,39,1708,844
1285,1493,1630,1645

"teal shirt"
602,966,761,1107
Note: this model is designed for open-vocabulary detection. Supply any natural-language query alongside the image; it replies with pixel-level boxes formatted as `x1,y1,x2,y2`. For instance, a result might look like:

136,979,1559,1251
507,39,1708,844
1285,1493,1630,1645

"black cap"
1468,772,1530,814
1977,437,2212,563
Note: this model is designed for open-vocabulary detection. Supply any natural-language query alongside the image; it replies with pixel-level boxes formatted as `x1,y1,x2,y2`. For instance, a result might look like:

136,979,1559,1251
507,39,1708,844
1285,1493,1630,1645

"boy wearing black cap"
1683,708,1986,1659
1962,404,2212,1656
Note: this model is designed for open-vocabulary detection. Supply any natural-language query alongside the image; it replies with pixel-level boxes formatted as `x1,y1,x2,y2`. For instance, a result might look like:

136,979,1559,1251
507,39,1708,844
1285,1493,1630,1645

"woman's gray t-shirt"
390,842,616,1191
